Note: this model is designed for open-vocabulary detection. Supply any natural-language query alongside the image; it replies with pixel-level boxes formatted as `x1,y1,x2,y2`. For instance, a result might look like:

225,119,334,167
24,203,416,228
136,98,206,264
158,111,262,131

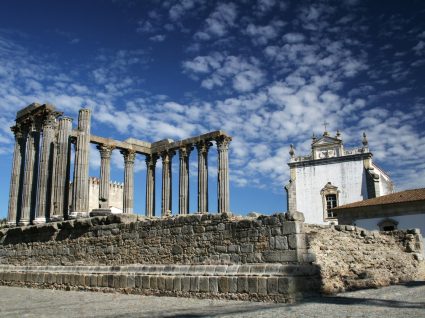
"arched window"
320,182,339,221
378,219,398,231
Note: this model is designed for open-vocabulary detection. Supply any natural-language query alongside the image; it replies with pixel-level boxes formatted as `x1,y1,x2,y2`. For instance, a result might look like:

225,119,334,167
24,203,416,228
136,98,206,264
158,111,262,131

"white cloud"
413,41,424,55
149,34,166,42
282,32,305,43
194,3,237,40
245,20,285,46
183,53,265,93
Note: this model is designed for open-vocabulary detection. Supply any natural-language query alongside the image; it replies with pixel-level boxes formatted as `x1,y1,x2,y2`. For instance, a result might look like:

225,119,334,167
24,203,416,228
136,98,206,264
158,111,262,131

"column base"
49,215,64,222
7,221,16,227
18,219,30,226
89,209,112,217
32,217,46,225
68,211,90,219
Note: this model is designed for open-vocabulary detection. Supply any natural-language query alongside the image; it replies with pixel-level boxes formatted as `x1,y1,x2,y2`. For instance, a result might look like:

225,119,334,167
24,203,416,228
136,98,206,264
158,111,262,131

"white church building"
285,129,394,225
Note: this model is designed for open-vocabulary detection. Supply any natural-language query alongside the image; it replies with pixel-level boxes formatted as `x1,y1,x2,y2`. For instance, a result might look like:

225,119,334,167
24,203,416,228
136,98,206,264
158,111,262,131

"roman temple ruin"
7,103,232,225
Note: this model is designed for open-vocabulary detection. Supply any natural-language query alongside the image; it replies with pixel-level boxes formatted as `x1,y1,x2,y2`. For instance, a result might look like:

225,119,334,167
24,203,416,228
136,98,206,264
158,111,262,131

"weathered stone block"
267,277,278,295
181,276,190,292
90,275,98,287
237,276,248,293
199,276,209,292
227,245,240,253
150,276,158,289
288,234,306,249
240,244,254,253
218,276,229,293
263,250,298,262
157,276,166,290
228,277,238,293
209,277,218,293
275,236,289,250
165,276,174,291
248,277,258,294
190,276,199,292
173,276,181,291
127,275,135,289
258,277,267,295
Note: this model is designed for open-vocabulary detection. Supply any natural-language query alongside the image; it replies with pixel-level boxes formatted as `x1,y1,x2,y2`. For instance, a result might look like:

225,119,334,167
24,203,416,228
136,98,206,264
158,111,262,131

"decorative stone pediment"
312,136,341,147
312,134,344,159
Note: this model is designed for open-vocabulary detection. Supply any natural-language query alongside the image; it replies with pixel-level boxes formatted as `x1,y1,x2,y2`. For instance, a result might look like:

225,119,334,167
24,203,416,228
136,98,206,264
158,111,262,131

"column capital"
179,144,194,159
161,149,176,163
215,136,232,151
97,144,115,159
121,149,136,164
11,125,24,139
196,140,213,154
145,153,159,167
42,112,59,130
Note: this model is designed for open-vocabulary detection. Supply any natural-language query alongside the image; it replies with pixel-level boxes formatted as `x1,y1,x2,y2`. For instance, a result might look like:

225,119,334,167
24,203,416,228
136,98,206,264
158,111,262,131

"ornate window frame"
320,182,339,221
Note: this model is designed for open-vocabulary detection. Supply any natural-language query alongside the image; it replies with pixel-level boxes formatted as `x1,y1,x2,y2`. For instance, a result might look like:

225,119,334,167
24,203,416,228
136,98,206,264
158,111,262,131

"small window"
326,194,337,218
320,182,339,221
378,219,398,231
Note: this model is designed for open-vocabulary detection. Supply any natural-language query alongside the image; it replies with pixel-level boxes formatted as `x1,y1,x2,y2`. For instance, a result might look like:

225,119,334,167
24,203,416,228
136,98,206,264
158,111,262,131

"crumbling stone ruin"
7,103,231,225
1,103,424,303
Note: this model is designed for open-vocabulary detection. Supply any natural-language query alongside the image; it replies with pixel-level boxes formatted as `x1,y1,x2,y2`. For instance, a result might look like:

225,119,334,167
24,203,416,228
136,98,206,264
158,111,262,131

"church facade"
285,130,394,224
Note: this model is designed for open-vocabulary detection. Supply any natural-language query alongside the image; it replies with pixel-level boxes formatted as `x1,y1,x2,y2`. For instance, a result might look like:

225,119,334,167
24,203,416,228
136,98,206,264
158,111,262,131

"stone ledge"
0,264,320,277
0,266,321,303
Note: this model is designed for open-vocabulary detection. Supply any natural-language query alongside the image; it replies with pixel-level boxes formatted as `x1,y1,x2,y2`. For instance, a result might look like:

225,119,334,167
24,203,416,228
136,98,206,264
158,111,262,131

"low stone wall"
0,263,320,302
0,213,311,266
0,213,423,302
0,213,319,302
306,224,425,294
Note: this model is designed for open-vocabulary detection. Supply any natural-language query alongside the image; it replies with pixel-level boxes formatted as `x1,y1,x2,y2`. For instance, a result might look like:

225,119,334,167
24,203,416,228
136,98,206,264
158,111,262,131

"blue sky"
0,0,424,218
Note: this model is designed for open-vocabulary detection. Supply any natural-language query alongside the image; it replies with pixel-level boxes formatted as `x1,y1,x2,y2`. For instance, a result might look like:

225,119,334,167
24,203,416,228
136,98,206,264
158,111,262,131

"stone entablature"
7,103,232,226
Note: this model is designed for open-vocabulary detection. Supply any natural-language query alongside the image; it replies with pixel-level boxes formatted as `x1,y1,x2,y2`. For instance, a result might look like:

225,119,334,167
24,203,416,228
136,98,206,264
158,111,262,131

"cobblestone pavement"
0,283,424,318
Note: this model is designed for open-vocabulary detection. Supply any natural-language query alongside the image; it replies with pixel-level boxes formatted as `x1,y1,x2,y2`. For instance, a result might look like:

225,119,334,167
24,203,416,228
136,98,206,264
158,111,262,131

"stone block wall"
306,224,425,294
0,213,319,302
0,213,311,266
0,214,423,302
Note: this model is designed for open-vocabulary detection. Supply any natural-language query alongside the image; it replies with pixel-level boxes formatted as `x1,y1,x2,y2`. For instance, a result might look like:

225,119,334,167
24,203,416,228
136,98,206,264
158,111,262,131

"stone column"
19,122,39,226
34,114,57,224
97,144,114,209
145,154,158,217
71,109,91,217
196,140,212,213
178,145,193,214
122,150,136,214
216,136,231,213
7,126,25,226
161,149,175,216
51,117,73,220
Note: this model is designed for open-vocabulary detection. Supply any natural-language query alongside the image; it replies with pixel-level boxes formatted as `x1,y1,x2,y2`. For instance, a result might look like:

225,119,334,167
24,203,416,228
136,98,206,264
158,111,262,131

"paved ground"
0,283,424,318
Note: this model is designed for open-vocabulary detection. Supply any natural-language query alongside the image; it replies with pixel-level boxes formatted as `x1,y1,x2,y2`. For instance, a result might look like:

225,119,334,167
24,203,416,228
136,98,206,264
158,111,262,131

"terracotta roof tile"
334,188,425,210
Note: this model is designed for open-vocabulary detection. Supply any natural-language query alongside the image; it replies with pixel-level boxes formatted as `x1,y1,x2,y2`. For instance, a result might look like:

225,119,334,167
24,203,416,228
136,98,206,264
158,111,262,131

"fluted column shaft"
122,150,136,214
71,109,91,214
145,154,158,217
196,141,212,213
20,124,40,225
34,115,56,224
178,145,193,214
52,117,72,219
97,144,114,209
161,150,175,216
7,127,25,225
216,136,231,213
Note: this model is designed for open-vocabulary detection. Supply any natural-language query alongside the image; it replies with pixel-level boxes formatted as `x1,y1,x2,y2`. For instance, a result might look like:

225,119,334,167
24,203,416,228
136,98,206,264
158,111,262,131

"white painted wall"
295,159,368,224
354,214,425,253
